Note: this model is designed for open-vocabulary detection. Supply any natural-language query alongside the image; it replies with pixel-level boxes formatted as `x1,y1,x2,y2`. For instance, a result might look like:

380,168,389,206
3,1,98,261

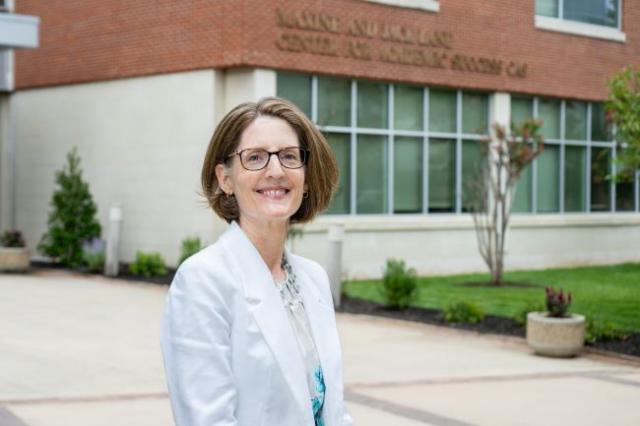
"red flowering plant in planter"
526,286,585,357
0,230,26,248
545,287,572,318
0,229,30,272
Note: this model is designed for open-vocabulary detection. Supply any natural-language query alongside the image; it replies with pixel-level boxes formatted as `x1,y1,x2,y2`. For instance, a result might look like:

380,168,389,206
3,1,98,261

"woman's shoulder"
170,240,238,297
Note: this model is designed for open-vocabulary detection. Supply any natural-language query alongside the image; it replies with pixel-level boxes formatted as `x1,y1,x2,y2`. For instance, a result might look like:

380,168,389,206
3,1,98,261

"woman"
160,97,353,426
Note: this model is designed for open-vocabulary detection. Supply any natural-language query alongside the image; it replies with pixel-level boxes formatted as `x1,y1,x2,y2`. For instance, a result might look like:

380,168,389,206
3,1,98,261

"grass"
343,262,640,332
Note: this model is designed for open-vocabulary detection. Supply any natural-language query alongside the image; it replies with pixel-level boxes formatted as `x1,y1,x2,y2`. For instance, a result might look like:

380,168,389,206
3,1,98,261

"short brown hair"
201,97,338,224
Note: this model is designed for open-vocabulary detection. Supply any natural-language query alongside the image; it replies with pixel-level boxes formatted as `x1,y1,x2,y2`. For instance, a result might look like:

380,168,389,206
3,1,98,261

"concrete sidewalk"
1,271,639,426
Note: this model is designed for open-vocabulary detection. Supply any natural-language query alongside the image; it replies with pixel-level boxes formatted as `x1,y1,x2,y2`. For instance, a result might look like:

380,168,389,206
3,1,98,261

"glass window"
462,93,488,135
326,133,351,214
428,139,456,212
318,77,350,127
511,96,533,129
512,164,532,213
535,0,619,28
394,85,423,131
537,145,560,212
616,156,635,212
564,146,587,212
429,90,456,133
461,140,484,212
357,81,388,129
538,98,561,140
276,72,311,117
536,0,558,17
394,137,422,213
357,135,388,213
616,180,635,211
591,147,611,211
564,0,619,28
591,102,611,142
565,100,587,141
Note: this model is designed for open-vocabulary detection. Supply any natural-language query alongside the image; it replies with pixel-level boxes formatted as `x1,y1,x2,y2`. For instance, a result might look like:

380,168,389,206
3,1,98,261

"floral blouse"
275,255,326,426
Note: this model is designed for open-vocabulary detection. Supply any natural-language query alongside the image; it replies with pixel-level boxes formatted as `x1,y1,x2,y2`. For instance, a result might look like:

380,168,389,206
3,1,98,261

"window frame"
307,76,489,215
534,0,626,43
511,97,638,214
360,0,439,13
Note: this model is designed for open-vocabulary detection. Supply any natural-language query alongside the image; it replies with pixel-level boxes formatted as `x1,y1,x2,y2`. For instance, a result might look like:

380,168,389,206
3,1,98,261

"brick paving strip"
345,390,479,426
347,368,637,389
0,369,637,426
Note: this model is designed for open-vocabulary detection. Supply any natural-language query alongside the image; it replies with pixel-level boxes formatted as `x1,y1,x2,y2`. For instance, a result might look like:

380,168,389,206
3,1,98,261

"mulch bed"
29,262,640,359
337,295,640,359
31,260,177,285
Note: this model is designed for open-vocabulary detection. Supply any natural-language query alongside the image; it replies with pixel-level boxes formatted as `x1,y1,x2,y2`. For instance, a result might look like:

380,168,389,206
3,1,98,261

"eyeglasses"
228,147,309,171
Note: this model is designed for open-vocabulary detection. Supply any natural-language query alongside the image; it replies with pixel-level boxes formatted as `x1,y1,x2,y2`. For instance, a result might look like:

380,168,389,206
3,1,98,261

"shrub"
129,251,167,278
38,148,101,267
545,286,572,318
1,230,26,248
82,238,106,273
443,302,485,324
585,315,628,344
380,258,418,310
514,301,545,327
178,237,203,265
83,250,105,273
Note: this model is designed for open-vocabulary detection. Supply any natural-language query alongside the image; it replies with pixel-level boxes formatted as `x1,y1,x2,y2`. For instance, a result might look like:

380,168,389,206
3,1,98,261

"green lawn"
343,262,640,332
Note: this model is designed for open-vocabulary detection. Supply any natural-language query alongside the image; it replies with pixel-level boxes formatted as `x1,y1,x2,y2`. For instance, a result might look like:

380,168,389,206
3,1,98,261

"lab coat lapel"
220,222,314,424
290,253,339,426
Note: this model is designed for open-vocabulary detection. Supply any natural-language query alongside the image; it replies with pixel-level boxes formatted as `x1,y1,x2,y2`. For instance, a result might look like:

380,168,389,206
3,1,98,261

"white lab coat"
160,221,353,426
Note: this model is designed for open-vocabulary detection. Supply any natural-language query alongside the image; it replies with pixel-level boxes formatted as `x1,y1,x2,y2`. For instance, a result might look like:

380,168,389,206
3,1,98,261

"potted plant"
0,230,30,272
526,287,586,357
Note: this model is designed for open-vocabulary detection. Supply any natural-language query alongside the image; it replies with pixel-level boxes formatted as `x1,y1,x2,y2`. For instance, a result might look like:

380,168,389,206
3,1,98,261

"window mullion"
423,87,429,214
310,76,318,122
586,102,592,212
532,97,539,213
455,90,463,214
558,0,564,19
350,80,357,215
559,100,566,213
611,144,617,212
388,84,394,215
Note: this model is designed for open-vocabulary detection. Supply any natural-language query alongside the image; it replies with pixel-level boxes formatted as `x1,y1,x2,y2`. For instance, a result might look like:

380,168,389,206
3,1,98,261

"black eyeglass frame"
227,147,310,171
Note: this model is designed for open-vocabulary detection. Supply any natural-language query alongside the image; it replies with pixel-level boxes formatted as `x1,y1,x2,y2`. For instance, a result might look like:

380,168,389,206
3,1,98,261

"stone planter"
0,247,30,272
526,311,586,358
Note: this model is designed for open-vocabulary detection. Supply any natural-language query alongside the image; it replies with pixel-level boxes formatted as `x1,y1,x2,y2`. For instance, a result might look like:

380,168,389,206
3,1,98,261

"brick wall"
16,0,640,100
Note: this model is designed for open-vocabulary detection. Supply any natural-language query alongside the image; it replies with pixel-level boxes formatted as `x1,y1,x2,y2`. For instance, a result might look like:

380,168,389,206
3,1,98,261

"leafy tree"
467,121,544,285
606,66,640,182
39,148,101,267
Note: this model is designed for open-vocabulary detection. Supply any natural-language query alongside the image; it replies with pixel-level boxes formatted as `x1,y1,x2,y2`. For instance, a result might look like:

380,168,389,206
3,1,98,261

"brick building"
6,0,640,277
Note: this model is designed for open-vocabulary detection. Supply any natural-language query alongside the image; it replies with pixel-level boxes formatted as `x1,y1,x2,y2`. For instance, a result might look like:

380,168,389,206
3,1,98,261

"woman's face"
216,115,307,227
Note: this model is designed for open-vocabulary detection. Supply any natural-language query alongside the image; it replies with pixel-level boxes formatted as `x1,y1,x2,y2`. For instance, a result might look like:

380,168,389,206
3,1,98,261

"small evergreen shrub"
129,251,167,278
585,315,628,344
443,302,485,324
514,301,545,326
1,229,26,248
178,236,203,265
380,258,418,310
38,148,101,267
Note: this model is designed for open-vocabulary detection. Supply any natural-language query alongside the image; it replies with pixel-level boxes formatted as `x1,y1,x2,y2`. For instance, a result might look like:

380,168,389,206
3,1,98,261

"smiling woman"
160,97,352,426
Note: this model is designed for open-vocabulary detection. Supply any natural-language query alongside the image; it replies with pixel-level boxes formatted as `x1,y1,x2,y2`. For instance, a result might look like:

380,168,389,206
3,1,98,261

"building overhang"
0,12,39,49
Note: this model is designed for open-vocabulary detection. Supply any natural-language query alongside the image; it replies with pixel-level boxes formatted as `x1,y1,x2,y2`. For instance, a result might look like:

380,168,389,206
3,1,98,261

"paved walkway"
1,271,639,426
